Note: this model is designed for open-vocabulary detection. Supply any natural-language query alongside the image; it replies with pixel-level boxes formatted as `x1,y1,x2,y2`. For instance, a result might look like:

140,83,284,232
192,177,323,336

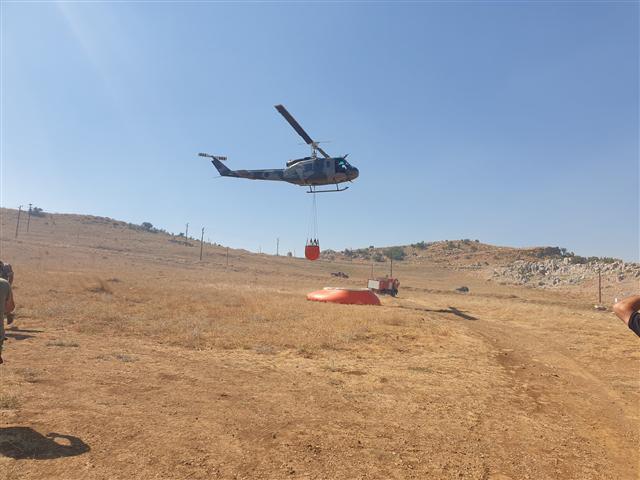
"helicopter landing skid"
307,184,349,194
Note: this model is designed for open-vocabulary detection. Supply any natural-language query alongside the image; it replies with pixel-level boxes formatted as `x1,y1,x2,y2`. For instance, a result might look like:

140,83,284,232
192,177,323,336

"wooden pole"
598,269,602,305
26,203,32,232
199,227,205,261
185,222,189,240
15,206,22,238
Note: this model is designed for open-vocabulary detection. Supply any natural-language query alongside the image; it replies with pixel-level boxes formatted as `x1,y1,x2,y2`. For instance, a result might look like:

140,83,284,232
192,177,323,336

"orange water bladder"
305,243,320,261
307,288,381,306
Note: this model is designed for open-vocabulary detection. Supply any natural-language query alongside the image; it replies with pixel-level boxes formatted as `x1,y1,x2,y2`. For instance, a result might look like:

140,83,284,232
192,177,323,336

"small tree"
384,246,406,261
141,222,154,231
343,249,356,258
412,241,428,250
31,206,46,217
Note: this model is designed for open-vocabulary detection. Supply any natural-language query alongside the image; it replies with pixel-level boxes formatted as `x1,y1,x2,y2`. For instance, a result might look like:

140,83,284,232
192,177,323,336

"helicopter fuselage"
209,155,359,187
202,104,358,192
284,156,359,186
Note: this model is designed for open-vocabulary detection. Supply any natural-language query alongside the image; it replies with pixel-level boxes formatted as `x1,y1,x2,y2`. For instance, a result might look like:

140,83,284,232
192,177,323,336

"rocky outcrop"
491,258,640,288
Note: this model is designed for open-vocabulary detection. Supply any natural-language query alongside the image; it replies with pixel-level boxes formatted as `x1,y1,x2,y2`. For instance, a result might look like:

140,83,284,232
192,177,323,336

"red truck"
368,277,400,297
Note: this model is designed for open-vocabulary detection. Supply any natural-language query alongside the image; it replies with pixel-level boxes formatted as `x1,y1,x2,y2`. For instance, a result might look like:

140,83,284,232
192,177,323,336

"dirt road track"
402,295,639,479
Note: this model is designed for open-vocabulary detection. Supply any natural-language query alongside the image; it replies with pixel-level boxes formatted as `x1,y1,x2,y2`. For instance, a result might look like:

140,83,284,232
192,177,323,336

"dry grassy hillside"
0,208,638,480
326,239,639,304
325,239,544,266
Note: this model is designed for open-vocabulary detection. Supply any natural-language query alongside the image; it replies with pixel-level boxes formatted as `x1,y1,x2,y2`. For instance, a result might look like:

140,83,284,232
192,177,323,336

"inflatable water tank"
306,288,381,306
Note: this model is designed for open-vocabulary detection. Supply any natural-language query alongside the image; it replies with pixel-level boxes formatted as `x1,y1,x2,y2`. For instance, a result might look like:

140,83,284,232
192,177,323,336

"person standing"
613,295,640,337
0,277,12,364
0,261,14,324
0,261,14,285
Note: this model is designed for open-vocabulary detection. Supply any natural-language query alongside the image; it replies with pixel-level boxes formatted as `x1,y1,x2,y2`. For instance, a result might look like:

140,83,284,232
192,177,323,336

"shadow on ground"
5,327,42,341
394,303,478,321
0,427,90,459
4,333,36,340
7,328,44,334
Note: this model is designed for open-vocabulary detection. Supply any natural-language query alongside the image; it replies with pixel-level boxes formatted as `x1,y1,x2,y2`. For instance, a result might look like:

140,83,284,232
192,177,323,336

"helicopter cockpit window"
335,159,348,172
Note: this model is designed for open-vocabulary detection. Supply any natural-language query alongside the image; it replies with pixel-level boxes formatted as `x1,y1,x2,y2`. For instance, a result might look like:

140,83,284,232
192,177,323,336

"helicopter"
200,104,359,193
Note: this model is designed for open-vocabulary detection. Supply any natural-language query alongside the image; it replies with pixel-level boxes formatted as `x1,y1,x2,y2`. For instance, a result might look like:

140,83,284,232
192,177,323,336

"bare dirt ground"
0,209,638,479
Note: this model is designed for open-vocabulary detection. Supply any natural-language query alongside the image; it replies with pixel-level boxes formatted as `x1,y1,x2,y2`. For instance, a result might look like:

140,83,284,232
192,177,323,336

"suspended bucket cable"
305,194,320,261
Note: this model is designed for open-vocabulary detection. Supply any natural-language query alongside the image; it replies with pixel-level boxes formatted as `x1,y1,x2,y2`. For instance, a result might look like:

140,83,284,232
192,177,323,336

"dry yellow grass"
0,208,638,479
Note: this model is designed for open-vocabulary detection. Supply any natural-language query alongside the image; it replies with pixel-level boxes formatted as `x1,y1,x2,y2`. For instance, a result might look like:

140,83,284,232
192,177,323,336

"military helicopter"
199,104,359,193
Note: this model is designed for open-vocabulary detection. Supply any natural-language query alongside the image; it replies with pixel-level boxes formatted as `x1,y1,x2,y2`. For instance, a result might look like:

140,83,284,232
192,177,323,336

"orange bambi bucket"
305,244,320,261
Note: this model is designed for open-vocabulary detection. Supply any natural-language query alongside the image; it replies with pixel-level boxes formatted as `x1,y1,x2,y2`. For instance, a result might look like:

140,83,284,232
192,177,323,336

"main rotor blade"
315,145,331,159
274,104,314,146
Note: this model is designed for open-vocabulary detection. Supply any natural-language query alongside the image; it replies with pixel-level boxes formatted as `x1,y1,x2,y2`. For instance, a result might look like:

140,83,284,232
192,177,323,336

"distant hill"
1,208,636,293
322,239,622,268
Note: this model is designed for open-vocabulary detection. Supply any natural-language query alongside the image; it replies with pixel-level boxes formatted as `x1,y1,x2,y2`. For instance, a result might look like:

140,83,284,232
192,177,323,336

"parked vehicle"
367,277,400,297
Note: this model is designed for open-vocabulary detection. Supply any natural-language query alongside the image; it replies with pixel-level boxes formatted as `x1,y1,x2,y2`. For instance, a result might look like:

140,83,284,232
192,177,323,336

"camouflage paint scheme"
210,156,359,187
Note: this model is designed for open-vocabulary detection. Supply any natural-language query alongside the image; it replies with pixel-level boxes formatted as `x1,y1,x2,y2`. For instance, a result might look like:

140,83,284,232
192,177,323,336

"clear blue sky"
2,2,638,260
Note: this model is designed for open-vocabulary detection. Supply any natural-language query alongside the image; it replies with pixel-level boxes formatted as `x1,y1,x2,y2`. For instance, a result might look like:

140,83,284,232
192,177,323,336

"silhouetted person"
613,295,640,337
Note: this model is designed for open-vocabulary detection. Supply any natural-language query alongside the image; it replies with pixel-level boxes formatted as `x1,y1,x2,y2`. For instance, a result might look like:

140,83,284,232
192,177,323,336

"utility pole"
276,238,279,256
185,222,189,240
598,268,602,305
199,227,205,261
27,203,32,232
15,205,22,238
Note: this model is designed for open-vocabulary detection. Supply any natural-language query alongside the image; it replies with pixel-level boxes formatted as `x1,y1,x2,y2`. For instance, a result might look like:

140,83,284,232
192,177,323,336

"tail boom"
199,153,285,181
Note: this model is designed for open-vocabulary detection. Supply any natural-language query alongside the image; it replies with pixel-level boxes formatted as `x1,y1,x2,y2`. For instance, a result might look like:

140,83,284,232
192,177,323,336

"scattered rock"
455,286,469,293
491,258,640,289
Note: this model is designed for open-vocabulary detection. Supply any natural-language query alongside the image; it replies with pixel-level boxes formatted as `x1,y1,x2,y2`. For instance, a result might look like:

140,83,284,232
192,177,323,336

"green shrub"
384,246,406,261
30,206,46,217
412,241,429,250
